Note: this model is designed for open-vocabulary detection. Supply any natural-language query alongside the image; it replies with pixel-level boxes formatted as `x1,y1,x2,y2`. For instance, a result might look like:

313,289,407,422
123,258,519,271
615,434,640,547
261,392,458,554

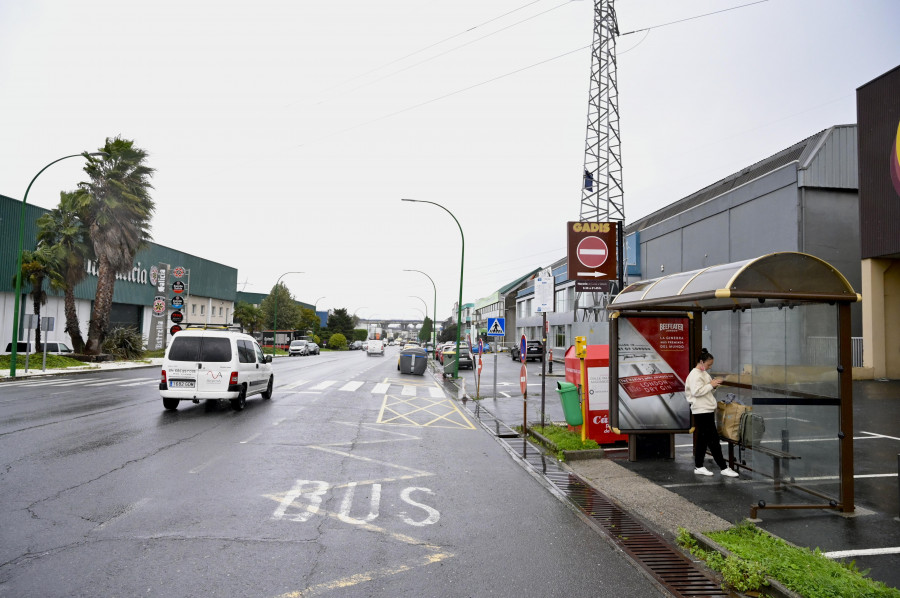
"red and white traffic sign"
576,236,609,268
520,364,528,395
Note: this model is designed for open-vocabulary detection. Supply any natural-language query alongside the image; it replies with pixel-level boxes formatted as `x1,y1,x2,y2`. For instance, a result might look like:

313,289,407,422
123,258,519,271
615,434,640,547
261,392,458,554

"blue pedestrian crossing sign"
487,317,505,337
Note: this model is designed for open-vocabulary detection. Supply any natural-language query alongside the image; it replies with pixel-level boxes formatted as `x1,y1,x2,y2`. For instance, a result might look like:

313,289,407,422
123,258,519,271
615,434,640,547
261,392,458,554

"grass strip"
524,423,599,460
679,521,900,598
0,354,88,370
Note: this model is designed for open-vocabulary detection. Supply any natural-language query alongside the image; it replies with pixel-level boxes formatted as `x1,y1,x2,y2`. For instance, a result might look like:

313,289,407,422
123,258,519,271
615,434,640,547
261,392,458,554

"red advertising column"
565,345,628,445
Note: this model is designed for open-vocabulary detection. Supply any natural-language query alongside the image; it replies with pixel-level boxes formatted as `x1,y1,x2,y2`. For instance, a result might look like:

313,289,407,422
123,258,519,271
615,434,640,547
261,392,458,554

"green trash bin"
556,381,583,426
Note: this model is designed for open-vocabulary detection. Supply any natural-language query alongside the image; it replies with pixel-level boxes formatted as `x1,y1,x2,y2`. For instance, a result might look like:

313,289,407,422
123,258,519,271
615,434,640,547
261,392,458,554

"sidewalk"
567,379,900,591
0,358,163,381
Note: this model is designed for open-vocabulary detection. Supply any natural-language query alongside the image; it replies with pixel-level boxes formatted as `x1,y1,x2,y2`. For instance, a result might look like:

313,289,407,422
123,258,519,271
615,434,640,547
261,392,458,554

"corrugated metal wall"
0,194,237,303
798,125,859,190
857,65,900,259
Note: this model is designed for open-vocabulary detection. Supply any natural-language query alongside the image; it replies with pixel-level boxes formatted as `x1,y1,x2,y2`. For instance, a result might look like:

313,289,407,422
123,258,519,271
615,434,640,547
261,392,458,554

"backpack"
739,411,765,447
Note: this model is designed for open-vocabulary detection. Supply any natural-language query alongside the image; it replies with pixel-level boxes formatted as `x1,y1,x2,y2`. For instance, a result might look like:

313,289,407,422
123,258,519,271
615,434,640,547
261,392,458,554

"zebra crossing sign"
487,318,505,337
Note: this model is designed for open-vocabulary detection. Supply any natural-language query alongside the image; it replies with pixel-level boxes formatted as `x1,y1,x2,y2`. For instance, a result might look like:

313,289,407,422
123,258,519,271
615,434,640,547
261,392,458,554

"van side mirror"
265,355,273,363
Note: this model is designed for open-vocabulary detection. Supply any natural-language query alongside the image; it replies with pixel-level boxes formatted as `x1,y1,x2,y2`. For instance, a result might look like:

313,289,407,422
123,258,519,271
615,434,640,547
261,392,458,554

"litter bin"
399,347,428,375
556,381,583,426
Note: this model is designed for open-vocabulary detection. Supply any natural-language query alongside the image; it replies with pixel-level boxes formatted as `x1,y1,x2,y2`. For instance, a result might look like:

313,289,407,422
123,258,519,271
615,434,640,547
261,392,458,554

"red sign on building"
567,221,618,292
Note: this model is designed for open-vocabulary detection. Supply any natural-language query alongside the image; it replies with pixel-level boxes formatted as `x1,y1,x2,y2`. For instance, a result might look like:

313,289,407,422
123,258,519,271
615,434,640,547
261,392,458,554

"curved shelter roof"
610,252,860,312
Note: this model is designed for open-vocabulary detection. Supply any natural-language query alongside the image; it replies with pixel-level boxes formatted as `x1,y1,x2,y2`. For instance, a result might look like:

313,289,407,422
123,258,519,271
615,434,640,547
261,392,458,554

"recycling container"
400,347,428,375
556,381,583,426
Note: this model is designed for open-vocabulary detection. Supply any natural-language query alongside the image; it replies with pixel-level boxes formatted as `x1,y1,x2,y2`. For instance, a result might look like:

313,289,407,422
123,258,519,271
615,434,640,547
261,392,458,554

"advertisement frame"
609,312,694,434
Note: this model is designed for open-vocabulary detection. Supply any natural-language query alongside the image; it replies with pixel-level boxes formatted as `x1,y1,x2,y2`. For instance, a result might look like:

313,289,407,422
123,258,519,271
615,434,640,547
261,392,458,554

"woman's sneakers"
694,466,740,477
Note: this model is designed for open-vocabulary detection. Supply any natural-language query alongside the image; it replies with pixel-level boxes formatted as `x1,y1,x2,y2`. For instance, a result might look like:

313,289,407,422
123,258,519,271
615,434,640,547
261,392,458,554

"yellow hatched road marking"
377,394,475,430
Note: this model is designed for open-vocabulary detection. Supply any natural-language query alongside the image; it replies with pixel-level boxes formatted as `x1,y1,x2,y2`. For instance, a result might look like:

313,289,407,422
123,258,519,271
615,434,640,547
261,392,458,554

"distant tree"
80,137,155,354
233,301,264,334
438,321,458,343
12,245,64,350
36,190,93,353
328,333,348,351
261,283,301,330
298,308,320,336
419,317,433,342
327,308,355,337
352,329,368,342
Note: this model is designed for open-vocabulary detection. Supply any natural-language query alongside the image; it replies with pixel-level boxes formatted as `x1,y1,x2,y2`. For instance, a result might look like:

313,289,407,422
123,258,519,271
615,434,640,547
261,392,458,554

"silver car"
289,340,310,356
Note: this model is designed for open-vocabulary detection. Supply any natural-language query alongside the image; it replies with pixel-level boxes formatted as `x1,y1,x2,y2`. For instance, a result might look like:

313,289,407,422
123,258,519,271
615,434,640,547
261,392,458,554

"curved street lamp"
272,271,303,356
404,269,437,350
408,295,428,343
402,199,465,377
9,151,107,377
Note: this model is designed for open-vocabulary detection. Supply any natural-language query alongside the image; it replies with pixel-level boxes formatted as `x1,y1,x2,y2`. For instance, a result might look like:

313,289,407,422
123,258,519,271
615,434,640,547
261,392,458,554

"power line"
297,0,552,103
620,0,770,36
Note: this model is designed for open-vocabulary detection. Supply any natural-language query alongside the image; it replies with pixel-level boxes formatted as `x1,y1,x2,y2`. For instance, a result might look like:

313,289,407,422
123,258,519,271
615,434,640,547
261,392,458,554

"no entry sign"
567,221,618,283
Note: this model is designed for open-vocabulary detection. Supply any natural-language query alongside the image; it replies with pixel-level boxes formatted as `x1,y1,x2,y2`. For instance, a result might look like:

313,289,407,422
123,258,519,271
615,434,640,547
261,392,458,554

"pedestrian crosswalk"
278,378,446,398
2,375,448,399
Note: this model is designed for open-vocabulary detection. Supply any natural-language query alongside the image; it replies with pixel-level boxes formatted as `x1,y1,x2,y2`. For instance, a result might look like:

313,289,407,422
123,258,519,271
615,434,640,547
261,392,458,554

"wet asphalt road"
0,348,661,598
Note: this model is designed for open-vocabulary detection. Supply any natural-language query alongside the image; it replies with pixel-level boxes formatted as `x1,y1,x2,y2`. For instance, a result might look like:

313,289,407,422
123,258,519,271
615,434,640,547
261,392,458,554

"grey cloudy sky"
1,0,897,322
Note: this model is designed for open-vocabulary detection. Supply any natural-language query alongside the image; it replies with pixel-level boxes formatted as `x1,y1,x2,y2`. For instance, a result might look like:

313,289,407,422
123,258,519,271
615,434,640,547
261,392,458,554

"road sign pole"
540,312,547,428
493,352,497,400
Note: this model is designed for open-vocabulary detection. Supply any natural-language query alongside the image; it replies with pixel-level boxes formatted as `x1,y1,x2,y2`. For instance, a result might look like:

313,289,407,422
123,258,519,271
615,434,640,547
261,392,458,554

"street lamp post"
401,199,464,378
403,269,437,351
8,151,107,378
272,271,303,356
408,295,428,342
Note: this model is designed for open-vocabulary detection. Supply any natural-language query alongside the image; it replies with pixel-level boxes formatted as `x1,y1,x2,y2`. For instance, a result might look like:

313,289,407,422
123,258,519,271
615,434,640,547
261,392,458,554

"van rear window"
167,337,232,362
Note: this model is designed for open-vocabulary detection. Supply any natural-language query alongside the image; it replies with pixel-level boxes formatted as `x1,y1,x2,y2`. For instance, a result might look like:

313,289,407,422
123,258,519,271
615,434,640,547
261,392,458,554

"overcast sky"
2,0,897,322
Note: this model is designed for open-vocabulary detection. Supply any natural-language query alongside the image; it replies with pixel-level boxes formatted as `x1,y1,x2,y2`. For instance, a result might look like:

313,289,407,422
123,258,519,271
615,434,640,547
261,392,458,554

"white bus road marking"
339,381,364,392
427,386,444,398
401,385,417,397
310,380,336,390
371,382,390,394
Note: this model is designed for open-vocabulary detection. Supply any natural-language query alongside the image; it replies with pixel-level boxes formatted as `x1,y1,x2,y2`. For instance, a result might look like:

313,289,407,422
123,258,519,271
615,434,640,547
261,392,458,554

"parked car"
441,345,474,369
159,329,273,411
348,340,363,350
367,339,385,356
306,341,320,355
3,341,74,355
510,340,544,362
436,342,455,364
289,340,310,356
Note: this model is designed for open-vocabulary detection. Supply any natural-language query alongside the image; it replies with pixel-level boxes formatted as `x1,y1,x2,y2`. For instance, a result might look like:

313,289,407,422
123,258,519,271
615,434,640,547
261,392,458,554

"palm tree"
12,245,64,351
78,137,155,354
36,190,93,353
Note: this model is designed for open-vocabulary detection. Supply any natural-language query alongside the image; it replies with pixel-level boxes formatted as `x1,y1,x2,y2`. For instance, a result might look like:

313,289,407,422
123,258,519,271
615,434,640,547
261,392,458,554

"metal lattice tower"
580,0,624,223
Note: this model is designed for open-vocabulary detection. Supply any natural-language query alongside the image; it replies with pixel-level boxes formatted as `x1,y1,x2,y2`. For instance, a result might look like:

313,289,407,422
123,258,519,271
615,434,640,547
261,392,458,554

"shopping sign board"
610,315,692,433
567,221,618,292
148,263,170,352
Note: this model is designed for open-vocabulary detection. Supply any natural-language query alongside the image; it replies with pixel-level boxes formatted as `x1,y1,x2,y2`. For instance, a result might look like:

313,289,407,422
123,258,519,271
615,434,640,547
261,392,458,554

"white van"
367,339,385,356
159,329,273,411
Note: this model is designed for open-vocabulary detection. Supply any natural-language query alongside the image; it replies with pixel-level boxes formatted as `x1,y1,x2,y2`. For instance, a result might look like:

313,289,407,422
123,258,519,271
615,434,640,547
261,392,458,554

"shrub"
102,327,146,360
329,333,348,350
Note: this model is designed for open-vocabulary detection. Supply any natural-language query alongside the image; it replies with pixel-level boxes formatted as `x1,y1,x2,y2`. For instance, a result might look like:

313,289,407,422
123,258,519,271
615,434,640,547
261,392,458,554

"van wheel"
163,398,180,410
261,377,273,400
231,387,247,411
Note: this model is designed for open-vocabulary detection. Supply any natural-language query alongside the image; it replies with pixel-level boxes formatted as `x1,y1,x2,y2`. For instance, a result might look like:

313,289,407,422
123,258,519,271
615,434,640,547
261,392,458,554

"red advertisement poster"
615,316,692,431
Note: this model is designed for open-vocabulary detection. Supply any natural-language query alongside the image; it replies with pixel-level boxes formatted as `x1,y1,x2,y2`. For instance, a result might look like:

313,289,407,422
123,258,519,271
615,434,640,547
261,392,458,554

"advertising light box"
611,315,692,432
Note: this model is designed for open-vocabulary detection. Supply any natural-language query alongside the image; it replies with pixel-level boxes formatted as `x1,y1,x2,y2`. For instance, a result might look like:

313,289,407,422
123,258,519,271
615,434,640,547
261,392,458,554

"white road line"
428,387,444,399
240,432,262,444
401,385,417,397
118,378,155,387
272,418,286,426
189,455,222,474
500,391,511,398
855,473,898,478
339,381,364,392
823,547,900,559
84,378,130,387
295,391,322,395
23,379,79,387
310,380,336,391
371,383,390,394
861,431,900,442
281,379,309,390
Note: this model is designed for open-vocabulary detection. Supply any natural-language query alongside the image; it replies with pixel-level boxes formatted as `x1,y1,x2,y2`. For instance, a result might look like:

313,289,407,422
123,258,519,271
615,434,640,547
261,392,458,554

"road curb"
0,361,161,383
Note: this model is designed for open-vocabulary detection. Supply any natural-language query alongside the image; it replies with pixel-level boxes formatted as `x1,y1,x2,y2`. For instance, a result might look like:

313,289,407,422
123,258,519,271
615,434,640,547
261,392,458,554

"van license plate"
170,380,195,388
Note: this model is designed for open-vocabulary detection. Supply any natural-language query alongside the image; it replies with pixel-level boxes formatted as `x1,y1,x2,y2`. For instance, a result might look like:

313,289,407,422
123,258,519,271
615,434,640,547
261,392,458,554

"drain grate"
504,436,733,598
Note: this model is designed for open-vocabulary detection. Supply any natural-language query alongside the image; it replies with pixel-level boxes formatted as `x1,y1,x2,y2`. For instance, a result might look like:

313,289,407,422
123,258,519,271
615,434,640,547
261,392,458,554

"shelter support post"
839,302,854,513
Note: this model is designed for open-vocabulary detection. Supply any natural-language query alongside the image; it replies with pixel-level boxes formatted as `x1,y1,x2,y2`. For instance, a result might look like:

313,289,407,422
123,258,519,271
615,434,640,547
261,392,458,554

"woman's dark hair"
698,348,714,363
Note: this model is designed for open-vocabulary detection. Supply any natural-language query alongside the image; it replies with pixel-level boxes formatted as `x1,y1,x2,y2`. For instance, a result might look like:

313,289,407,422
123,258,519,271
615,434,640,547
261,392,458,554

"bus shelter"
607,252,860,516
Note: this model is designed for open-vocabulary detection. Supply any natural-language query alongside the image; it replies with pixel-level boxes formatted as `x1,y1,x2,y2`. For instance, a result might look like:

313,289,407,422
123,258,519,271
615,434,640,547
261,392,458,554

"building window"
526,298,533,317
555,289,567,313
200,305,205,316
191,304,196,315
219,307,223,316
555,325,566,349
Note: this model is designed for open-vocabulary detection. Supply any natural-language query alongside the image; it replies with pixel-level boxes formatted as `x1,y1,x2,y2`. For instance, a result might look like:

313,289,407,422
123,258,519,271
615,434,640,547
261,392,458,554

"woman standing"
686,348,739,477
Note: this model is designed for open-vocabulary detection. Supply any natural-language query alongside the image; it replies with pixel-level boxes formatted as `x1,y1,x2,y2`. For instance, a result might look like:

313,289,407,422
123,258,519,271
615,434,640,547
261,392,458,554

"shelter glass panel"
680,259,754,295
742,303,841,507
